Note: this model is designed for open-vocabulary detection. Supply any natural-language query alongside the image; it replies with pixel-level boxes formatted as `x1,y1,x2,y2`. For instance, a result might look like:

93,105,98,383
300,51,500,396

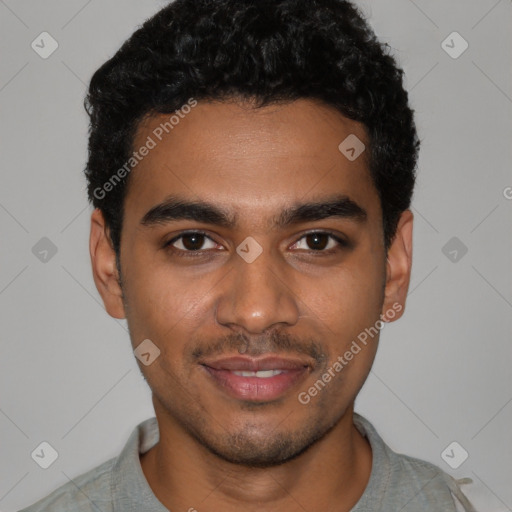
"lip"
200,355,312,402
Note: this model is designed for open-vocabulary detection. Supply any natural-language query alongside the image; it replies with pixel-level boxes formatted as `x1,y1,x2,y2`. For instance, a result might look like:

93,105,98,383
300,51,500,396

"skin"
90,98,413,512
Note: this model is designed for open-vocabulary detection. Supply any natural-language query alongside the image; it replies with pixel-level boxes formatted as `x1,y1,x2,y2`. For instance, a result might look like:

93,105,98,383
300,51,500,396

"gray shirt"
18,413,478,511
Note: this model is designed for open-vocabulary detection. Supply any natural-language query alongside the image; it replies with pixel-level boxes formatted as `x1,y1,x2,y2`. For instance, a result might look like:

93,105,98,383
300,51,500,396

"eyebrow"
140,193,367,229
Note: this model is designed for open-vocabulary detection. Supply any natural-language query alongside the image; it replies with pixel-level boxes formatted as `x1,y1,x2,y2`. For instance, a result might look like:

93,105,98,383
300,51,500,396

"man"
20,0,478,510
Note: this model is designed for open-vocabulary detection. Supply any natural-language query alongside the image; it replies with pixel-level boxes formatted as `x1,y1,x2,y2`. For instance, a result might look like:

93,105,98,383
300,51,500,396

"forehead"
125,98,379,227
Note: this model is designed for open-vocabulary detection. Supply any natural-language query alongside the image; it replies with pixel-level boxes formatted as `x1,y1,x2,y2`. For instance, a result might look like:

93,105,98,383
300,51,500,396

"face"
90,98,412,467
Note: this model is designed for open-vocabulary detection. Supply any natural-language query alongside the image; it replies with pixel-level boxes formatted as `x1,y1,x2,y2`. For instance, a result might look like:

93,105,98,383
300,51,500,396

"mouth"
200,355,312,402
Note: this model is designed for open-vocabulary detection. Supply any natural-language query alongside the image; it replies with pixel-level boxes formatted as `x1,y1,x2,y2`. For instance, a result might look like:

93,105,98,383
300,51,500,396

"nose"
215,246,300,334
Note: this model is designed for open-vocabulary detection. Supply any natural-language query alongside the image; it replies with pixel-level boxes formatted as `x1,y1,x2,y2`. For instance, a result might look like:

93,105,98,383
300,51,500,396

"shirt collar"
109,413,386,511
111,416,168,512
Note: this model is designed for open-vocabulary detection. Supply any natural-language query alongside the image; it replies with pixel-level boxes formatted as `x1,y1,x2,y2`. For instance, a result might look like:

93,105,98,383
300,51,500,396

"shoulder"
386,451,477,511
387,450,467,509
353,413,477,511
18,417,160,512
17,456,116,512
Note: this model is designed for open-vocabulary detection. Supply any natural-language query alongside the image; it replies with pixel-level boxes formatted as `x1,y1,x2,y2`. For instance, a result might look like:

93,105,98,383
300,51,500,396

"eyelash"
163,230,349,258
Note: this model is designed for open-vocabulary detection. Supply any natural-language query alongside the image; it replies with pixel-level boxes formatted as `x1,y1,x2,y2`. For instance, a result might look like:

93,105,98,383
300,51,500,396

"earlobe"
381,209,413,322
89,209,126,319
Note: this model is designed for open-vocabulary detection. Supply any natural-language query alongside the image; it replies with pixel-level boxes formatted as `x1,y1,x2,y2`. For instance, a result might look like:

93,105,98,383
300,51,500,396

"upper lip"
200,355,312,372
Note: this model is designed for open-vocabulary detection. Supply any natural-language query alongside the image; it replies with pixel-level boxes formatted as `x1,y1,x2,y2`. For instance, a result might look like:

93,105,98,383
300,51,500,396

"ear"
381,209,413,322
89,208,126,319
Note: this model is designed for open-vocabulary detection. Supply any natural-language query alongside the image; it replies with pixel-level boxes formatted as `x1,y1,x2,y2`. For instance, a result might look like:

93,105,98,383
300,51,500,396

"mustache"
189,329,327,366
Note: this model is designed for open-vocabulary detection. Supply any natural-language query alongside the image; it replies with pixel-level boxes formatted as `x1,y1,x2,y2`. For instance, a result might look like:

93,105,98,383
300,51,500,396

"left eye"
291,233,346,251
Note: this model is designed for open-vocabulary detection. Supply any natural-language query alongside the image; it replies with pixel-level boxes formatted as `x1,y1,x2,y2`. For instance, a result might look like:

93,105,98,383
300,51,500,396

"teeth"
232,370,284,378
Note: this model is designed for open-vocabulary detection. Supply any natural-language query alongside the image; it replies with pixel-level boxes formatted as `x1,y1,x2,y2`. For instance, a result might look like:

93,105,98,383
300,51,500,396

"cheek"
122,250,217,346
305,255,385,335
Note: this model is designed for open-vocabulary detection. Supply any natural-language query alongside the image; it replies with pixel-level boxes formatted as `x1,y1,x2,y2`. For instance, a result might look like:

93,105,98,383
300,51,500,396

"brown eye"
179,233,207,251
291,232,347,252
165,232,218,253
305,233,330,250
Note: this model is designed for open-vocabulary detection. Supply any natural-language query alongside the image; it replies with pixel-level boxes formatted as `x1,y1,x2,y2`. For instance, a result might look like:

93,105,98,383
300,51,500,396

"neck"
140,404,372,512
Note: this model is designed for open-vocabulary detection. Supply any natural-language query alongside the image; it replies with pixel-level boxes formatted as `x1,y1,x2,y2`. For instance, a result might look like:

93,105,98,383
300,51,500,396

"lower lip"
203,367,309,402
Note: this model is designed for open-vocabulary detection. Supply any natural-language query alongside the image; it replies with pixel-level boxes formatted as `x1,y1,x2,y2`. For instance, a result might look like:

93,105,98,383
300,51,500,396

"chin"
193,421,331,468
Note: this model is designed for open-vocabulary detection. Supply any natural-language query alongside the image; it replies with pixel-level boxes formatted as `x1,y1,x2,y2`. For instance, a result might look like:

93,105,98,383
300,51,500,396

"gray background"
1,1,511,511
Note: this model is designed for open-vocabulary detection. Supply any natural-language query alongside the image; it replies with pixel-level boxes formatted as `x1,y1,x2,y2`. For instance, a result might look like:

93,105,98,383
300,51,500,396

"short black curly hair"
84,0,419,268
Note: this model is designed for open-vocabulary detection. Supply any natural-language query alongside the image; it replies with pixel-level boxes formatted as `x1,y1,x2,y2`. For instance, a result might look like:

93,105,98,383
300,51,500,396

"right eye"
164,231,221,255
